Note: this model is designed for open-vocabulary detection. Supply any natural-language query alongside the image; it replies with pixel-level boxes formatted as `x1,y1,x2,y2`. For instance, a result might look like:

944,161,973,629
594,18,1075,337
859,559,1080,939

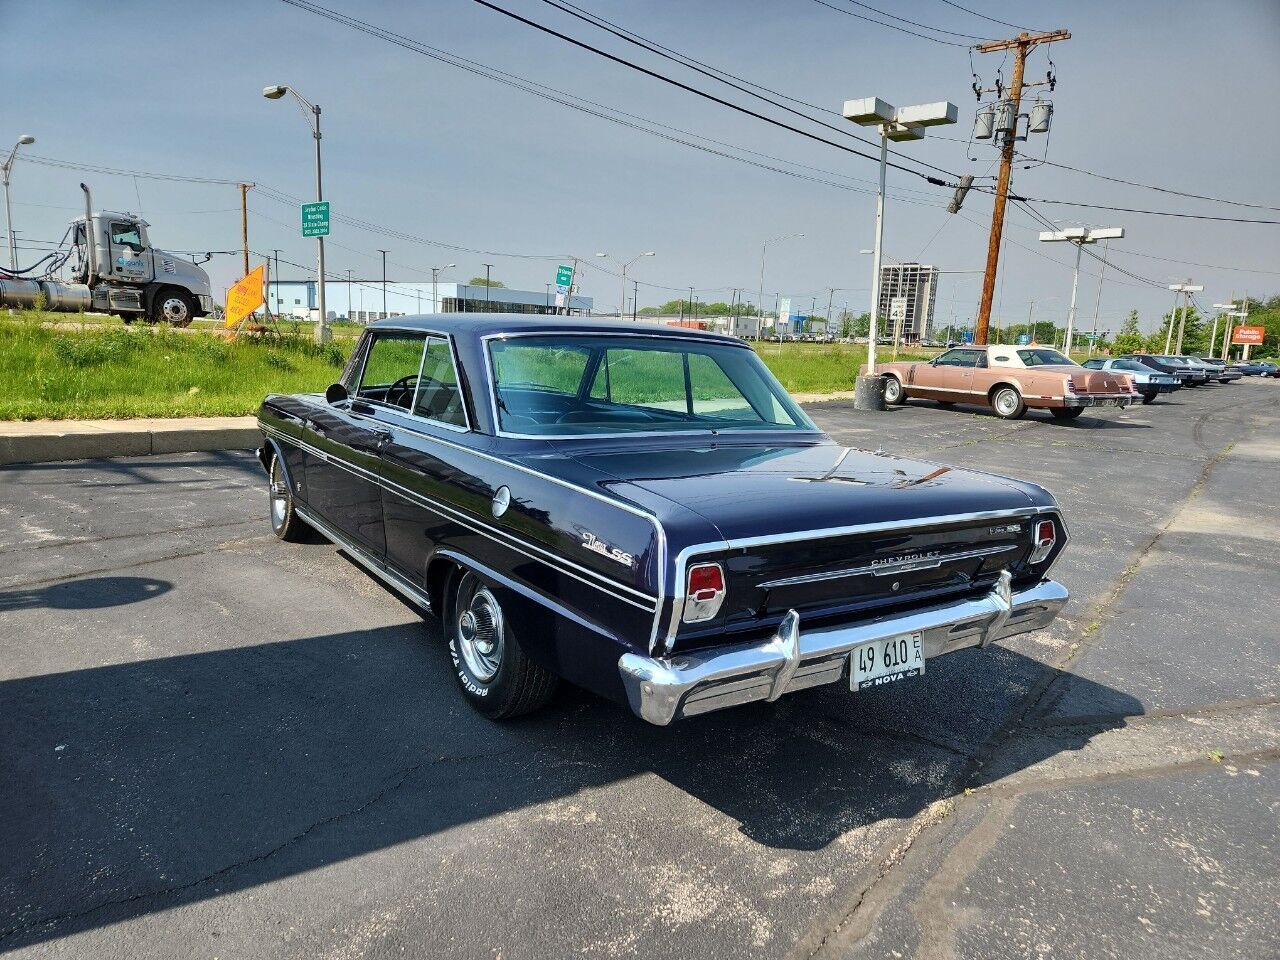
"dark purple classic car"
257,315,1069,724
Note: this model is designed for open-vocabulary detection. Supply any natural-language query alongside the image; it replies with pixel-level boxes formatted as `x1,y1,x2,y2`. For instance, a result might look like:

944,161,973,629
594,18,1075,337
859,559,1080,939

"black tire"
1050,407,1085,420
882,376,906,405
1141,393,1156,405
151,288,196,327
937,400,956,408
990,385,1027,420
447,571,558,720
268,453,312,542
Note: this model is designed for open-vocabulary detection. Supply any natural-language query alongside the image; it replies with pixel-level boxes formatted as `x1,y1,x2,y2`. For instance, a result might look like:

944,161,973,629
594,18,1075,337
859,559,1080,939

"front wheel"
448,571,558,720
991,386,1027,420
269,454,312,542
1050,407,1085,420
882,376,905,405
152,288,195,327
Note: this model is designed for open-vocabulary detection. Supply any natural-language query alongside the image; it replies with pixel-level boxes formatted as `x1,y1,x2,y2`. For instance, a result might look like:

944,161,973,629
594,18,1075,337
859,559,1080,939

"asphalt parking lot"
2,379,1277,960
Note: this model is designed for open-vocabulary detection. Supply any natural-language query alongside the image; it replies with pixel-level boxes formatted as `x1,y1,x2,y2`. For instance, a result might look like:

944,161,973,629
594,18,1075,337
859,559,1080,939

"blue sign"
961,329,974,343
1017,334,1030,345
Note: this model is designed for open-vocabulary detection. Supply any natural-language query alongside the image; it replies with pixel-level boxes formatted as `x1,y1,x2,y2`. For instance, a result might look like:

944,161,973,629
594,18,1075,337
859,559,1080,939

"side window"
975,353,989,369
936,350,978,368
1082,359,1103,369
413,337,468,428
357,332,427,411
110,221,144,249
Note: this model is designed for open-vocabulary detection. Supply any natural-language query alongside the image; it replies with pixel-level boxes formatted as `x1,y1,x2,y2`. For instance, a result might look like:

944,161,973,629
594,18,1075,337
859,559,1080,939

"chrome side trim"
658,507,1048,656
263,425,658,612
620,576,1068,725
295,505,433,613
756,543,1018,590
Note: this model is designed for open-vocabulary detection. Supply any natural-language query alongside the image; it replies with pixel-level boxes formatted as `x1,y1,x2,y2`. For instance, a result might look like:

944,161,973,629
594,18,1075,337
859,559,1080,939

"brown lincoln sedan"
875,345,1138,420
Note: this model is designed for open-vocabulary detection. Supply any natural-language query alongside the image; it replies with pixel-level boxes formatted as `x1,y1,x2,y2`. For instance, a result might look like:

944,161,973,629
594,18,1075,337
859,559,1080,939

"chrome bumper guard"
1063,394,1135,408
618,573,1068,725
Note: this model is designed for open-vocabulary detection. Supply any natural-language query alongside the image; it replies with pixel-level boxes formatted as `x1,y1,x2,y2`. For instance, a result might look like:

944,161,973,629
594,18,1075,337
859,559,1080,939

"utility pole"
346,269,353,321
238,183,253,277
483,263,493,306
633,279,639,322
825,288,834,335
377,249,388,318
972,29,1071,345
1166,280,1203,354
271,248,282,317
1088,240,1108,355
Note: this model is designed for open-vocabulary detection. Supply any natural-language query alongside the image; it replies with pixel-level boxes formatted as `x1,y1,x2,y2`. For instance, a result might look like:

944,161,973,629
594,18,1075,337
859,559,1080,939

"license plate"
850,633,925,690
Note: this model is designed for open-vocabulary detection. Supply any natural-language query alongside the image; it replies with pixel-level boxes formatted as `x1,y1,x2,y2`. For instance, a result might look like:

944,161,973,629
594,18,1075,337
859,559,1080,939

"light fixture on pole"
482,263,494,306
1211,300,1235,358
757,234,804,340
1164,280,1203,355
843,97,956,408
2,134,35,272
263,85,328,343
376,249,389,318
596,251,654,320
431,263,455,314
1037,226,1124,356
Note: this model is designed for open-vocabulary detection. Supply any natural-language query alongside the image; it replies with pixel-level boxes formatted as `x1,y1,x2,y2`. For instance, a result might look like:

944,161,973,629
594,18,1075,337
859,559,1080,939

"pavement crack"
0,744,519,944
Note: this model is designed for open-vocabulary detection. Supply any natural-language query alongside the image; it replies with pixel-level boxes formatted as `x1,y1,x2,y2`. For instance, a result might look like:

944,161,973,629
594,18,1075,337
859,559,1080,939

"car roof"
366,312,747,346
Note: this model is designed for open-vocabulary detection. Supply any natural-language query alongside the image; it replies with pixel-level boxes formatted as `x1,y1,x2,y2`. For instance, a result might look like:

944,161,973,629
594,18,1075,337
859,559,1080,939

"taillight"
1065,379,1077,394
1029,518,1056,564
683,562,726,623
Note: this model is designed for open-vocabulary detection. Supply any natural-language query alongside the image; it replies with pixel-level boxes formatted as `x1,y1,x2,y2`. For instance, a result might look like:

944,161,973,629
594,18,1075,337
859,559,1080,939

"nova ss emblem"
581,531,634,568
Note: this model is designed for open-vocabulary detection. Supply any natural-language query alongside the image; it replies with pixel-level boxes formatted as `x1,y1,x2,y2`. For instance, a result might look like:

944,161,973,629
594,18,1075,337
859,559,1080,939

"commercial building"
265,280,591,322
877,263,939,342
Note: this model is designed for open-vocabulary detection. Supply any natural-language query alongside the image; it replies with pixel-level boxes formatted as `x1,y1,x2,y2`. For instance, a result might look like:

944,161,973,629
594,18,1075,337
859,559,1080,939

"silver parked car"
1189,356,1245,383
1081,357,1179,404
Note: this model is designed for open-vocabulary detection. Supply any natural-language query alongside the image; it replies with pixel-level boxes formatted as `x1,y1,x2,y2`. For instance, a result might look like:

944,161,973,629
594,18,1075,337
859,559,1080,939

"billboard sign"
1232,325,1265,345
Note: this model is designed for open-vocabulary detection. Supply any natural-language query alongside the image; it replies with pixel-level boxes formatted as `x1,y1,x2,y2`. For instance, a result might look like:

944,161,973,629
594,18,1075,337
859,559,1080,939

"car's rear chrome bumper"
618,573,1068,725
1062,393,1136,408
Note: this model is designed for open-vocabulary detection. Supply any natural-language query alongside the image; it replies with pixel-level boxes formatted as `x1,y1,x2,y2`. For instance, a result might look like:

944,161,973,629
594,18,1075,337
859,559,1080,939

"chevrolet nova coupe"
258,316,1069,725
877,345,1138,420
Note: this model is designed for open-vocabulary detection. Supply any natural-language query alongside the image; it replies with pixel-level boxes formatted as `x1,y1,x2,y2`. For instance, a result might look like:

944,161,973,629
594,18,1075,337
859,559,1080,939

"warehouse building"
266,280,591,322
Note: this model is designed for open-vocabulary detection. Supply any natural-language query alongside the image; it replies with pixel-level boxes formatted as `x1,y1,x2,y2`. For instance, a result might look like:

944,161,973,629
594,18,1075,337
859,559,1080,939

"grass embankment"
754,341,932,394
0,316,347,420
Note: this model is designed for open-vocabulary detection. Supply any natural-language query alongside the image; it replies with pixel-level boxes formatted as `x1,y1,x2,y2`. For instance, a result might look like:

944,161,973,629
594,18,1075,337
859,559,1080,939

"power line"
997,190,1280,225
463,0,960,184
1014,152,1280,213
807,0,975,46
935,0,1043,32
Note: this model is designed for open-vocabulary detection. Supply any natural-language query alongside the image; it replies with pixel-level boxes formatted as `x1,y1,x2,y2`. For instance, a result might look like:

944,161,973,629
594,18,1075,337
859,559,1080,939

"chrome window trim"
480,331,821,443
658,506,1065,656
350,328,474,433
263,425,658,612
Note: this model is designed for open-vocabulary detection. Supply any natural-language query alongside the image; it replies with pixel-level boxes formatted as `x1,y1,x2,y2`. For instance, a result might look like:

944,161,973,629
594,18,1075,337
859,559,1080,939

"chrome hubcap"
996,391,1017,415
161,297,188,323
457,585,503,681
885,380,900,402
270,460,287,528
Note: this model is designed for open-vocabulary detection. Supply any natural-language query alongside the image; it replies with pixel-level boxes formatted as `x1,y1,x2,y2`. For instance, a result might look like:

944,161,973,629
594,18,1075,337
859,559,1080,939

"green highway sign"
301,201,330,238
555,264,574,289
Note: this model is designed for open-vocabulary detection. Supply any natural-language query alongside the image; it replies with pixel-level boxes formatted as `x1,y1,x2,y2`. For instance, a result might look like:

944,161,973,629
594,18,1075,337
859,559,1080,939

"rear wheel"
448,571,558,720
1050,407,1085,420
991,386,1027,420
1141,392,1156,405
882,376,905,405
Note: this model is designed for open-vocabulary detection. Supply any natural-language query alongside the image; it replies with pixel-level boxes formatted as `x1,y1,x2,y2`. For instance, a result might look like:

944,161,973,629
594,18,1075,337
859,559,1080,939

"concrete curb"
0,392,870,466
0,416,260,466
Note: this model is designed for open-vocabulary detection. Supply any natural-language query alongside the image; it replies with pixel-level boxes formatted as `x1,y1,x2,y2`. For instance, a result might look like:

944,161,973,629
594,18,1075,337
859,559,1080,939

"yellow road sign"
225,264,265,327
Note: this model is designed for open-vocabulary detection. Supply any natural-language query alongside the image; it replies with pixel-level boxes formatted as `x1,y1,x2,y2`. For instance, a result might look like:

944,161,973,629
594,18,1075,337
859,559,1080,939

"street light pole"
263,86,328,342
757,234,804,340
482,263,493,306
843,97,957,394
3,134,35,271
431,263,455,313
377,249,388,318
596,251,654,320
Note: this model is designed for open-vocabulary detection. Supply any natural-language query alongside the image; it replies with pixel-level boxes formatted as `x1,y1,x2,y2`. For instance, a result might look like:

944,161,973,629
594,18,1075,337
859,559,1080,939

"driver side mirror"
325,382,349,405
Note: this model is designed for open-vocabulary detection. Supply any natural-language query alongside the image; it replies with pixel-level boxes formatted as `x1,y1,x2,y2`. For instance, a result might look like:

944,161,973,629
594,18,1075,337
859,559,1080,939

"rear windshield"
487,335,816,436
1017,348,1076,366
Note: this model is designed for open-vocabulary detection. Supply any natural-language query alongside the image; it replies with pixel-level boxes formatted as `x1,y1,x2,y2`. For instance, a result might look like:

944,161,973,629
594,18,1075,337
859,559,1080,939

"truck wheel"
882,376,905,405
991,386,1027,420
268,454,312,542
447,571,558,720
153,289,195,327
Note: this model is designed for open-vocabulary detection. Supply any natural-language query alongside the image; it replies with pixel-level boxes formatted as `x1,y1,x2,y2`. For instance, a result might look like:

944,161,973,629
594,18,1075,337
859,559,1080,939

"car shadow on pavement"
0,576,171,612
0,622,1140,950
0,450,262,486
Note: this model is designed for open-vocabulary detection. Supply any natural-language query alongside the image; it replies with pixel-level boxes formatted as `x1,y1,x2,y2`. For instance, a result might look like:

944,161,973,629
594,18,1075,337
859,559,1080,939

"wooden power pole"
238,182,254,278
972,30,1069,345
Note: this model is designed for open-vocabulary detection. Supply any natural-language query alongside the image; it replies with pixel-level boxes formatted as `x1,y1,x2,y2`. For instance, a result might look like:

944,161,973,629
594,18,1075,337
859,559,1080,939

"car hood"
558,439,1052,543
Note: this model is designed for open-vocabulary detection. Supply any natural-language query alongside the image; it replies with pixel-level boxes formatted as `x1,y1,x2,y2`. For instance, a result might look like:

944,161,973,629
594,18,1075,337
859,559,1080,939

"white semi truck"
0,183,214,325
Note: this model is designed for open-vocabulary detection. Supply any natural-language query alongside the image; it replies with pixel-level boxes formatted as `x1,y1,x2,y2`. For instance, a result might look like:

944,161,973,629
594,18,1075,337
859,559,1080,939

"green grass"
753,342,933,394
0,314,348,420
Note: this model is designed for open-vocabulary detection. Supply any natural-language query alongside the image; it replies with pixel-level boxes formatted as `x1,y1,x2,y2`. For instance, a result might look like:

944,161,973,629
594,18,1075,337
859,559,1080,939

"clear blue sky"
5,0,1279,331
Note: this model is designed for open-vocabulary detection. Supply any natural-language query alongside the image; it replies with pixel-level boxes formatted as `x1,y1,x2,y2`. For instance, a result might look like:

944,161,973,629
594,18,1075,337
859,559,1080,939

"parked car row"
875,344,1266,420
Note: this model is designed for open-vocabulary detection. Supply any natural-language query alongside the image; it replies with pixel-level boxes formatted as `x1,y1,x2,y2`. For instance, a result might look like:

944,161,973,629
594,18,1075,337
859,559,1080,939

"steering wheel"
385,374,419,409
